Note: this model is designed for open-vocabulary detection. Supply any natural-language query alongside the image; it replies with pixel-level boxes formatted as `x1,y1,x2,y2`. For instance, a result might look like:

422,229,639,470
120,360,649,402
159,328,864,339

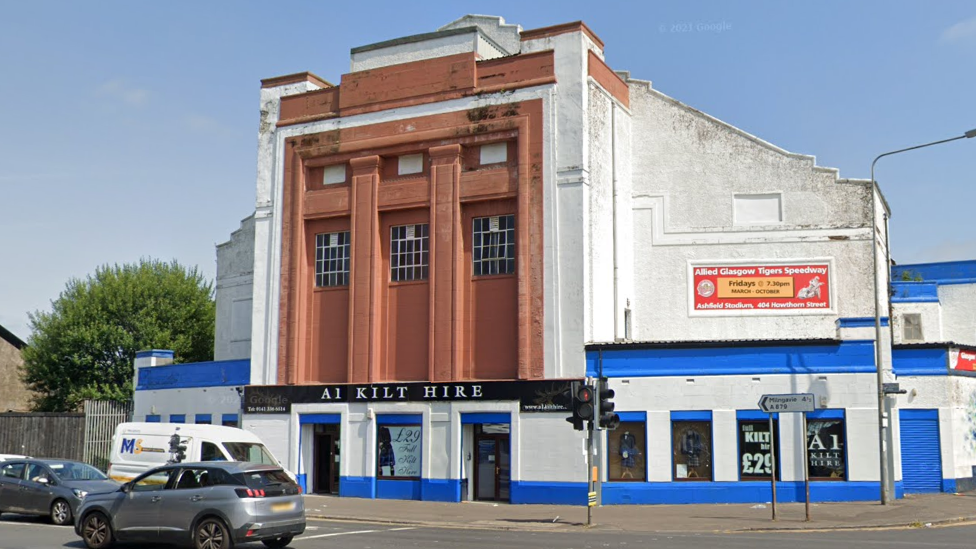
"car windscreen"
49,462,108,481
222,442,277,465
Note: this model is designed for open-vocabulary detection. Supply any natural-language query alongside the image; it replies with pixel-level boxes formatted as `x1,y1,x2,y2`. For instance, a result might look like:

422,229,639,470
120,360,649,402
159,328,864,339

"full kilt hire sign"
690,261,832,314
245,380,576,414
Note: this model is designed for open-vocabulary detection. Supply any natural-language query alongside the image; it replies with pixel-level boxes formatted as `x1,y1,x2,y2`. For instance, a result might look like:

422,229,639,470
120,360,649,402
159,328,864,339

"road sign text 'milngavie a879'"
758,393,815,413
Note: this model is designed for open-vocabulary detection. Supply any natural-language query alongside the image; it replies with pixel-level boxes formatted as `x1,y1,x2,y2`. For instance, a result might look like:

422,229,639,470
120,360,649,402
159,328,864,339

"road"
4,513,976,549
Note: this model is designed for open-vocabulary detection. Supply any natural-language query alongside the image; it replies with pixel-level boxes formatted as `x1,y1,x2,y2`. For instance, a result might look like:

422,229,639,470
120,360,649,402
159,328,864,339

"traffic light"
168,433,187,464
597,377,620,430
565,381,595,431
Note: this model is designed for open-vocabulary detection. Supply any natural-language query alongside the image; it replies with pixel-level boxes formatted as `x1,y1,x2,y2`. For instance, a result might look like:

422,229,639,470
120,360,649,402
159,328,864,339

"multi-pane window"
391,224,429,282
315,231,350,287
903,313,923,341
473,214,515,276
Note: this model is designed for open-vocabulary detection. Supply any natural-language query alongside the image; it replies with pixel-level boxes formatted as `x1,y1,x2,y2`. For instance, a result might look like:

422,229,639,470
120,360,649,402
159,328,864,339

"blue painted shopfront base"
377,479,421,500
510,480,904,505
326,477,915,503
340,476,376,499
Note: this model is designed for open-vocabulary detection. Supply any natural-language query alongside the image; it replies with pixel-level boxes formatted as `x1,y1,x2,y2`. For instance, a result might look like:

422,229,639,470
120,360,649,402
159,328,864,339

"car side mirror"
121,483,131,493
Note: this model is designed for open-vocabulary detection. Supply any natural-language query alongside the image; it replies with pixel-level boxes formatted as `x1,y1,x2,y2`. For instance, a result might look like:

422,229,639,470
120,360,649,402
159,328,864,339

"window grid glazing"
391,224,429,282
473,214,515,276
315,231,350,287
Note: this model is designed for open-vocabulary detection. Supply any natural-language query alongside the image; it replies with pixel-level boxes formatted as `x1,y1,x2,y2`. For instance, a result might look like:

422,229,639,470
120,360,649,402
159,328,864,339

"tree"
22,259,215,411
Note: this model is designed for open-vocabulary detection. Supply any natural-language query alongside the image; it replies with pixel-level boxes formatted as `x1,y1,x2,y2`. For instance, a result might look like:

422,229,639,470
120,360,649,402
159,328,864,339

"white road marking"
299,526,416,540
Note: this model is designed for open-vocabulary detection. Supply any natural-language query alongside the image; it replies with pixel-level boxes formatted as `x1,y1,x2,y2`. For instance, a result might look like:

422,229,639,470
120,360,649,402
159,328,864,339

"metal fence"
0,412,86,460
83,399,133,471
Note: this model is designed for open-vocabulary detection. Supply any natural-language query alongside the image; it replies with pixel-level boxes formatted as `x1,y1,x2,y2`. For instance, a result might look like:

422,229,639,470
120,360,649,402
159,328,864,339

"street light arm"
868,126,976,506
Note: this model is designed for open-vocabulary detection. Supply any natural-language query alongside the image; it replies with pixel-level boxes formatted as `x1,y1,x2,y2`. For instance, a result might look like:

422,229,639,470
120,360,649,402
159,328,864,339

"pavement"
303,491,976,533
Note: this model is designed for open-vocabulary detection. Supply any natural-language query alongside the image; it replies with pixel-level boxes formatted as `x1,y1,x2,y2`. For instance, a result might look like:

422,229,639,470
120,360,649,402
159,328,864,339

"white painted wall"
132,386,242,424
939,284,976,346
215,214,255,361
350,30,506,73
625,79,884,343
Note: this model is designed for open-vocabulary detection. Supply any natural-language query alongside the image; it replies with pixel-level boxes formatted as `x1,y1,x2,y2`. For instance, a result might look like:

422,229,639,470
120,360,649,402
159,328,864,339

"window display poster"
692,263,831,312
738,420,779,479
807,420,846,479
377,425,421,478
671,421,712,481
608,422,646,481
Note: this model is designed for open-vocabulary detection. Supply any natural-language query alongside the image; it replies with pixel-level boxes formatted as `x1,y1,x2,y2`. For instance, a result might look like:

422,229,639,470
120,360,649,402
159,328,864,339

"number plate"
272,501,295,512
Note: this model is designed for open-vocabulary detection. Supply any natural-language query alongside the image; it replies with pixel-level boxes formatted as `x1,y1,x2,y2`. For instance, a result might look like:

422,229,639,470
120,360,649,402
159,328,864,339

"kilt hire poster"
692,263,831,313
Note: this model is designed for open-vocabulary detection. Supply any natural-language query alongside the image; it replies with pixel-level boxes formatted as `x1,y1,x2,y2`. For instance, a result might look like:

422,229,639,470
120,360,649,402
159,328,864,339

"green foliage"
899,270,924,282
21,259,215,411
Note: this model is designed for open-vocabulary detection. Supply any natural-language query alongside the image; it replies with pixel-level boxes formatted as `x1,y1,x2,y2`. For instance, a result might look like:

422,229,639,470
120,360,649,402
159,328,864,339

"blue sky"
2,1,975,341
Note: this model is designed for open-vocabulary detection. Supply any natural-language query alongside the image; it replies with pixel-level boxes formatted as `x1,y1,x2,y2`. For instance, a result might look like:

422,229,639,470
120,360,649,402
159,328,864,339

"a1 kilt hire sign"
244,380,576,414
691,262,831,313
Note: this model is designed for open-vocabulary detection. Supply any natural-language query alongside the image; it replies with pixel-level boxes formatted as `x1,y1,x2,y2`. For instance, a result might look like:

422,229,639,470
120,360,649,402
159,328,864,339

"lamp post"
870,128,976,505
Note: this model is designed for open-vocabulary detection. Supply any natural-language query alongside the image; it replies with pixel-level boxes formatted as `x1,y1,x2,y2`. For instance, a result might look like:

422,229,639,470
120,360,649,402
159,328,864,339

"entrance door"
313,433,338,494
474,434,510,501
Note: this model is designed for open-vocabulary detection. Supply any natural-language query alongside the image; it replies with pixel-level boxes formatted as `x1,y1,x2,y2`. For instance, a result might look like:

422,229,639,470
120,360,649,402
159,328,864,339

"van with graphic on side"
107,422,289,483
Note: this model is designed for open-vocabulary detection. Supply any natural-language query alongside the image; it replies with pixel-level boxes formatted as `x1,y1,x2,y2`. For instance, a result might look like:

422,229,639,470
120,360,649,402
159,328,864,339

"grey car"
0,458,120,526
74,461,305,549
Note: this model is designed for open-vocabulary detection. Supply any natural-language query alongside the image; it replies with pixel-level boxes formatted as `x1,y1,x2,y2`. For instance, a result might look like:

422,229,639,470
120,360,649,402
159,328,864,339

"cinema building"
132,15,976,504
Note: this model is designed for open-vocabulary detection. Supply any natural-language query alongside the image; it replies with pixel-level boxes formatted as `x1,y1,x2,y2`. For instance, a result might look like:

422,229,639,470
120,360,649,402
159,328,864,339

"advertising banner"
692,262,831,313
953,349,976,372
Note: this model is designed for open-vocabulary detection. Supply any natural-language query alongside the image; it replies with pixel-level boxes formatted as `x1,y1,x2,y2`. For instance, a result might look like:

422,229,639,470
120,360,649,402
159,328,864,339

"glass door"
475,434,510,501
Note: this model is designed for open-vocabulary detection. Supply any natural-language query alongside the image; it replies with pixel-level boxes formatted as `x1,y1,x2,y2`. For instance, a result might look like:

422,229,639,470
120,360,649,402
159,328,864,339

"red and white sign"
953,350,976,372
692,263,831,313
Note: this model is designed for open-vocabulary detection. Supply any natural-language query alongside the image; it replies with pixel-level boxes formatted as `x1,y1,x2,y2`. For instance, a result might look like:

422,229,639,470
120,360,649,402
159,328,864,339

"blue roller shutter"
899,409,942,493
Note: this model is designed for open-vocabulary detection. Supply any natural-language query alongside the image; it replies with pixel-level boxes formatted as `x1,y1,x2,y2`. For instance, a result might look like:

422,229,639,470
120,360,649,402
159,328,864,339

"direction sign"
758,393,815,413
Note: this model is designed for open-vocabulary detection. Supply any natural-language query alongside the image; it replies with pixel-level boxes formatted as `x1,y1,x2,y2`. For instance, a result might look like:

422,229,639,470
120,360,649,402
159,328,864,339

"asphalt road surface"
4,513,976,549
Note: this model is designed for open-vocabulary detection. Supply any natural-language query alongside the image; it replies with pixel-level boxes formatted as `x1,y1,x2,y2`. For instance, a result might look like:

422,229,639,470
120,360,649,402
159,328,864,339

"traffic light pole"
587,420,594,527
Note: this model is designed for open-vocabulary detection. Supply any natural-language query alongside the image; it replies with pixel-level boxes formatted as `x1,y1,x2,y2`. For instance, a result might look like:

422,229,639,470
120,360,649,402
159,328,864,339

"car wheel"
262,536,294,549
195,518,233,549
51,499,73,525
81,512,114,549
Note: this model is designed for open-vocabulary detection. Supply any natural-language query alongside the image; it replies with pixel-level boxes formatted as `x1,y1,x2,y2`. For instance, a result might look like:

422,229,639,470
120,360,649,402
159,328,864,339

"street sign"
588,491,597,507
758,393,815,413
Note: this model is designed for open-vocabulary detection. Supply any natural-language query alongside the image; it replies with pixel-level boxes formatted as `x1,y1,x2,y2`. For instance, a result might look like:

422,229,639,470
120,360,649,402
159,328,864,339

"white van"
107,422,288,483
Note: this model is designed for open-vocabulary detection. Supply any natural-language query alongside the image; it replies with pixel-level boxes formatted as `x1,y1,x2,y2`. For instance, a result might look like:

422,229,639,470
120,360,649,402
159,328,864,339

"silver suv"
74,462,305,549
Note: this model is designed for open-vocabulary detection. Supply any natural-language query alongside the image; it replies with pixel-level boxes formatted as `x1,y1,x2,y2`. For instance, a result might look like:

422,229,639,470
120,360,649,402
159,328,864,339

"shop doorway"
474,424,510,501
313,424,341,494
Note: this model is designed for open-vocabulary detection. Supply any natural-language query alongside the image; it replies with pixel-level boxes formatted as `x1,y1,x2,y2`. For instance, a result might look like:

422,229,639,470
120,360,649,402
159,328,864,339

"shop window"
807,417,846,480
902,313,923,342
315,231,350,287
391,224,429,282
608,421,646,481
672,421,712,481
738,419,780,480
377,424,421,479
473,215,515,276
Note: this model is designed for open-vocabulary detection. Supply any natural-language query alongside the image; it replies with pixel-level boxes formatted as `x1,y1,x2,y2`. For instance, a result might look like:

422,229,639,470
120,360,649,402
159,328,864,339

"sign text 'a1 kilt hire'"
244,380,577,414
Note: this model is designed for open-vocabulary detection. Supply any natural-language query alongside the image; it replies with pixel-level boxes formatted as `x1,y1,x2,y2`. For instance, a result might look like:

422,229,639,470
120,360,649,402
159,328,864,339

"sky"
2,1,975,341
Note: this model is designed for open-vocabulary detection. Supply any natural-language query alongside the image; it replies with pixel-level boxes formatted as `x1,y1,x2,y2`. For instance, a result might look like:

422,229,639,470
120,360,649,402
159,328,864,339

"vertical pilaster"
429,145,463,381
349,156,381,383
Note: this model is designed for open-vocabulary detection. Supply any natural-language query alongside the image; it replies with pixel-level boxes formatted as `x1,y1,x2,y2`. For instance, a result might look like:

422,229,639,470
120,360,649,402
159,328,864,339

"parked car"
0,458,120,525
75,461,305,549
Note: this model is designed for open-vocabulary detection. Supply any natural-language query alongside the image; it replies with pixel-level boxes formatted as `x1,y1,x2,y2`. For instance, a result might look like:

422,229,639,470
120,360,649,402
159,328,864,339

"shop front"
244,380,576,502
